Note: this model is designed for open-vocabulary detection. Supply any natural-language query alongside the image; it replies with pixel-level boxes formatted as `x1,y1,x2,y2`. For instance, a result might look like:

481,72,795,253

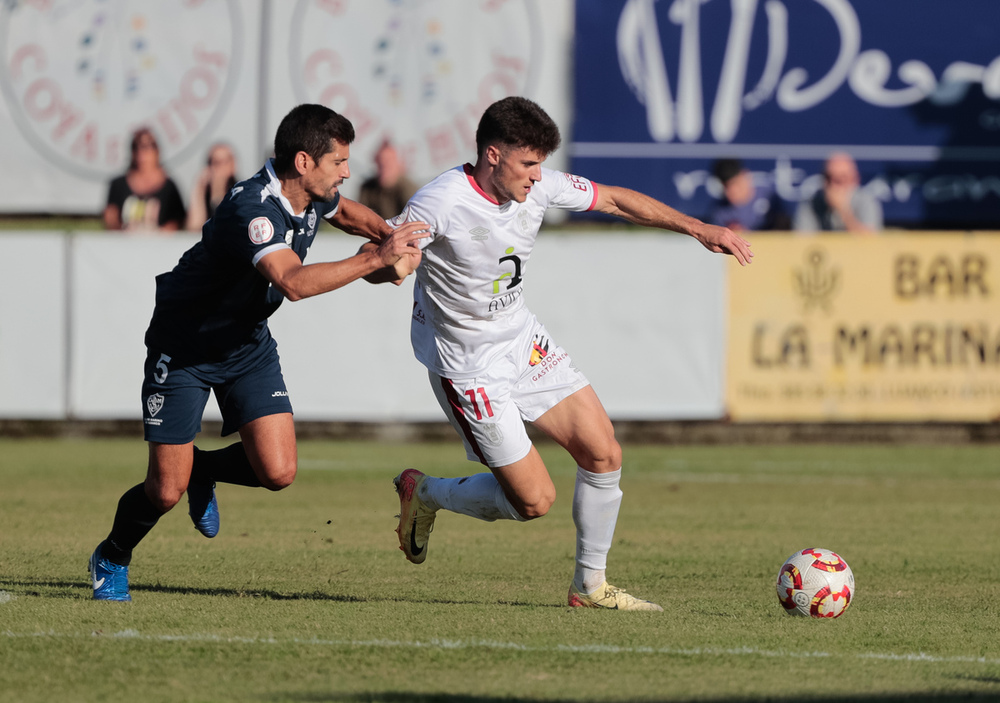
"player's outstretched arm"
359,240,422,285
257,220,429,300
327,197,397,242
593,184,753,266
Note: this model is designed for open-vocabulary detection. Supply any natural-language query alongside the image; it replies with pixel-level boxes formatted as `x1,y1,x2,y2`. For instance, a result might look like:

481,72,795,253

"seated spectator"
104,127,186,232
707,158,789,231
794,152,883,234
186,143,238,230
358,139,418,219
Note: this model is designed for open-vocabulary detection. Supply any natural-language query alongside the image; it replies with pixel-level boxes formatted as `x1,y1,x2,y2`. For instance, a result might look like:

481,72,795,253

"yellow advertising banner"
727,233,1000,421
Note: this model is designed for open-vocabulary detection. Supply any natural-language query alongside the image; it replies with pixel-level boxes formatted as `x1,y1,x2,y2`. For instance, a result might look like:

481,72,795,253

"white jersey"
391,164,598,377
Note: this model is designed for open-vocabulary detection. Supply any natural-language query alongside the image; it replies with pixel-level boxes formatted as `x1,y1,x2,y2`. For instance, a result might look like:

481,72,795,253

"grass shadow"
0,578,562,608
276,694,1000,703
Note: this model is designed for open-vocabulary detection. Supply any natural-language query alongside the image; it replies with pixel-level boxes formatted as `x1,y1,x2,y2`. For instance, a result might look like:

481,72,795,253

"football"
776,548,854,618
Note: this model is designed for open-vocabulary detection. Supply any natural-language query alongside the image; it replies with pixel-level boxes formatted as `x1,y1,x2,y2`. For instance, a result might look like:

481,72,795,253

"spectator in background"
358,139,418,219
186,143,238,231
794,152,882,234
707,158,790,231
104,127,186,232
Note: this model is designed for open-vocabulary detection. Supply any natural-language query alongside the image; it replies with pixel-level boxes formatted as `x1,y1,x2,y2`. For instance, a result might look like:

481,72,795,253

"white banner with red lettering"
0,0,573,215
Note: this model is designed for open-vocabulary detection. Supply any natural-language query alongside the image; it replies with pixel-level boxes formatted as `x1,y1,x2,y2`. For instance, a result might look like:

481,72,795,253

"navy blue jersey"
145,160,340,362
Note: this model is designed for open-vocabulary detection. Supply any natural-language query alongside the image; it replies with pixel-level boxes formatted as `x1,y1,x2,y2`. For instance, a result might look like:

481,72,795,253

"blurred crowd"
102,128,417,234
103,128,239,233
103,127,886,237
707,152,883,235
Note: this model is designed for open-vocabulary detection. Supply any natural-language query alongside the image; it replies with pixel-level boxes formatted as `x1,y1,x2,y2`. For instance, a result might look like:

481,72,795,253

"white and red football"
776,548,854,618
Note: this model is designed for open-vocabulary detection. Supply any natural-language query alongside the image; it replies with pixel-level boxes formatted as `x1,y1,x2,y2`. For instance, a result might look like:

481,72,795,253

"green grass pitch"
2,437,999,702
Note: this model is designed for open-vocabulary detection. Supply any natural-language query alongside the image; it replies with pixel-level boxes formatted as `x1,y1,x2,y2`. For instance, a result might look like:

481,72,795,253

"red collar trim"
463,163,500,205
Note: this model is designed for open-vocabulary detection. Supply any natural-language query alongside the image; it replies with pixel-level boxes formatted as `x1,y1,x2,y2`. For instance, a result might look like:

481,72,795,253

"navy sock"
102,483,164,566
191,443,262,488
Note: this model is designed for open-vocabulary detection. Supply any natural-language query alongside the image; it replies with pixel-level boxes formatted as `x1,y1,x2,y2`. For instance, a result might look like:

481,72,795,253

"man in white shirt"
384,97,752,610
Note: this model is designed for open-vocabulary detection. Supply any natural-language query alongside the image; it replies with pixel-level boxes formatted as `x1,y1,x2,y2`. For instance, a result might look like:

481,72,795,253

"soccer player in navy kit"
89,104,426,601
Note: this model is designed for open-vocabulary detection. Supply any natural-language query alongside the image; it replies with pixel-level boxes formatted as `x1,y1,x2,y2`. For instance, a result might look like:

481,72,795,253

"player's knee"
603,441,623,472
515,484,556,520
146,484,184,513
259,461,297,491
579,438,622,474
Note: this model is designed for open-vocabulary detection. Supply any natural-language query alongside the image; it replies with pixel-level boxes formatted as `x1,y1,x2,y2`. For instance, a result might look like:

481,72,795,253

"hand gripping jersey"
144,160,340,362
391,164,598,377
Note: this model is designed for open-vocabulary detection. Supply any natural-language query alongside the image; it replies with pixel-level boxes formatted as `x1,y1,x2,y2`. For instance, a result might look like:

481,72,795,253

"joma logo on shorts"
272,391,288,397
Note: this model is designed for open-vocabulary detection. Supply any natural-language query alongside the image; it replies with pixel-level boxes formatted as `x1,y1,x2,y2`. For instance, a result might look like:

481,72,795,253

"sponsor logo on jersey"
488,288,524,320
271,390,289,397
492,248,523,294
488,288,522,313
249,217,274,244
146,393,164,417
469,226,489,241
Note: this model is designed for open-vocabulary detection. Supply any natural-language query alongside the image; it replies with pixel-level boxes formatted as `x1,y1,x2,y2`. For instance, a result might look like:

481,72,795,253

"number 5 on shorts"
154,353,172,384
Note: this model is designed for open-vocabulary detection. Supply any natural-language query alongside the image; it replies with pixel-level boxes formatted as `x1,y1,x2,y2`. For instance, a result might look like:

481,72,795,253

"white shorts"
429,318,590,468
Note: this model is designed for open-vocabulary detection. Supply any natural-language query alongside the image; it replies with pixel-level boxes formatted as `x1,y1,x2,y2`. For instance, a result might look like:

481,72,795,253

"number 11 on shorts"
464,387,494,420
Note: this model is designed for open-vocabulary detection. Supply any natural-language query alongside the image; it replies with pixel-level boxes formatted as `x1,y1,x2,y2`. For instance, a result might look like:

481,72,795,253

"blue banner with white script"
571,0,1000,228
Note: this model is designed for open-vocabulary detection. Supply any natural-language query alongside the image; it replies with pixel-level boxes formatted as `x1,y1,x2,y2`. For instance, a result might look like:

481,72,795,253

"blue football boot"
187,482,220,538
89,543,131,602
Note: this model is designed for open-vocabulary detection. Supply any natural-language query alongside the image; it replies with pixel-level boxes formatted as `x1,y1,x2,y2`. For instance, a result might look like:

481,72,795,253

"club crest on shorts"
482,423,504,447
528,334,550,366
146,393,165,417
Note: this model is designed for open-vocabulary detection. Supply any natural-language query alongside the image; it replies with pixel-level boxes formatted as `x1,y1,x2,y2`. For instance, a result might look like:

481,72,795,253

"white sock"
572,466,622,594
419,473,525,522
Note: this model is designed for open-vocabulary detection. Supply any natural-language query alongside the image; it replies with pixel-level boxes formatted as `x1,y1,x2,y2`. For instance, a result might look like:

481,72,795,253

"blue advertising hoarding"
571,0,1000,228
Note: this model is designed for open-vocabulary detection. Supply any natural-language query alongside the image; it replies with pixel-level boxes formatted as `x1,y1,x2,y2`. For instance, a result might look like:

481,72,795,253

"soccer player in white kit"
388,97,753,610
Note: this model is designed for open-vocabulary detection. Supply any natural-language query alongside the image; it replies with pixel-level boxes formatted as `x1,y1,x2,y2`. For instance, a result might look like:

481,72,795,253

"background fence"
4,230,999,425
2,1,999,427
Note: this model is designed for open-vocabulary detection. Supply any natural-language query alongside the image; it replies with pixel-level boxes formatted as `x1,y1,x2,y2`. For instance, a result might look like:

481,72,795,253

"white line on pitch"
2,630,998,666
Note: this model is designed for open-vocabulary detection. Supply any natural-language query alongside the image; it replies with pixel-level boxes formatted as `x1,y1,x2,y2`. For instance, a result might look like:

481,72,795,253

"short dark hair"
475,96,561,158
273,104,355,173
712,158,744,185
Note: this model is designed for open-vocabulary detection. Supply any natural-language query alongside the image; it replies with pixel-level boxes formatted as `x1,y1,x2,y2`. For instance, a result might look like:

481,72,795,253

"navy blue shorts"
141,333,292,444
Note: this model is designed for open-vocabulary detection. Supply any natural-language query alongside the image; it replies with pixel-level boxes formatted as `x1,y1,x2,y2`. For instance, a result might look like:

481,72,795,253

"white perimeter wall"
0,230,726,423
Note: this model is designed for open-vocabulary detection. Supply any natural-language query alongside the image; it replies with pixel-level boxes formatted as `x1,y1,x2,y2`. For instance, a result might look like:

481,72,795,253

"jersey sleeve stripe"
321,192,342,219
251,242,291,267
